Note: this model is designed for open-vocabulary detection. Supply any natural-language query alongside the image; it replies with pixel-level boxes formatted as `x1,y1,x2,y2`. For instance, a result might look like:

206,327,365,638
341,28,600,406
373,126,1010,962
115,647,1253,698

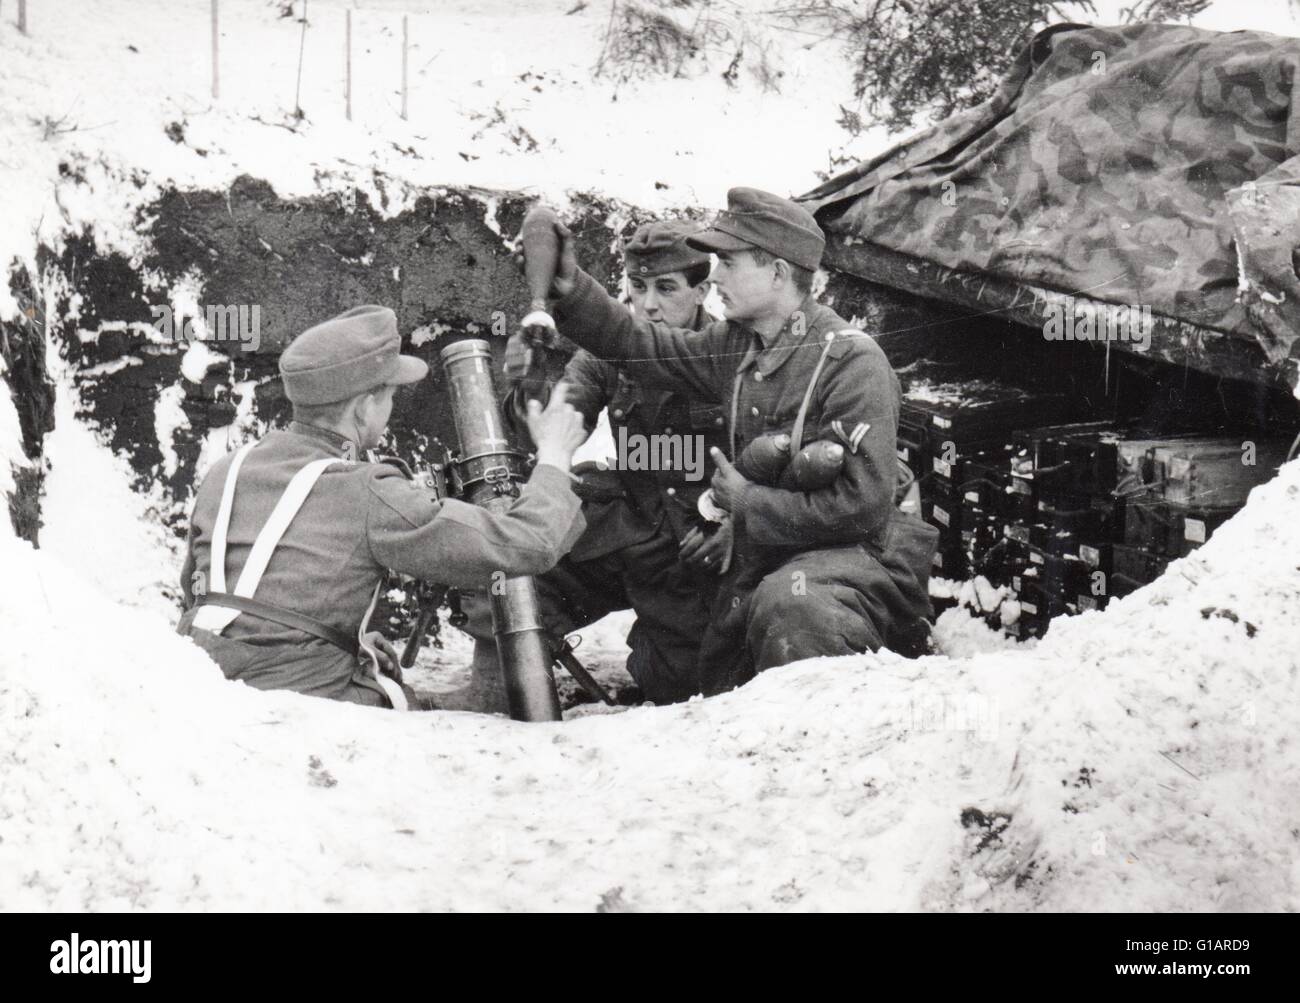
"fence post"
18,0,27,35
401,15,409,121
210,0,219,99
345,8,352,121
293,0,309,118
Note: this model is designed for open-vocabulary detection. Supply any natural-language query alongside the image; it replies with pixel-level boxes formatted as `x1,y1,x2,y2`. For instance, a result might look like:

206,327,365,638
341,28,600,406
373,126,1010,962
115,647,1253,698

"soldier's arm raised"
552,268,723,401
729,341,898,548
553,348,617,431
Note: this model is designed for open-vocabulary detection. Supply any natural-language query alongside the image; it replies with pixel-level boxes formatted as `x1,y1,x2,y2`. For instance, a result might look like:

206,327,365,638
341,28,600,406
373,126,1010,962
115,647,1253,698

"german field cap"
622,220,710,278
686,187,825,271
280,305,428,405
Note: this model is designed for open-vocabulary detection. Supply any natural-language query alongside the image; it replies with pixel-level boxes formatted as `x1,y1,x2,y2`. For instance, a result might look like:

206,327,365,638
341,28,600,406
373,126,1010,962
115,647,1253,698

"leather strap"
192,592,360,657
790,332,838,455
193,453,339,633
356,580,408,711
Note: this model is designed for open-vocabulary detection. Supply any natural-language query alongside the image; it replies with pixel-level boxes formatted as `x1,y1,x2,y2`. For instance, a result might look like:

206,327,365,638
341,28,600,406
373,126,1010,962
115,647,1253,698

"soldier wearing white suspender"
178,305,588,710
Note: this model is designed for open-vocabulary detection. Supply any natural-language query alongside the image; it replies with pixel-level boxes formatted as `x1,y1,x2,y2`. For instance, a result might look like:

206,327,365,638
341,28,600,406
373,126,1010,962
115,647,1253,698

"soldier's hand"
708,447,751,513
679,517,734,575
503,330,534,381
513,221,575,297
528,381,586,470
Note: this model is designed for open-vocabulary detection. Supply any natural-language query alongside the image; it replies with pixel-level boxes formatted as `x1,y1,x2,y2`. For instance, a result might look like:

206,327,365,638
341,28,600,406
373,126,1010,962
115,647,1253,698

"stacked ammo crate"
1004,428,1290,637
898,380,1076,582
900,379,1290,640
1002,422,1132,639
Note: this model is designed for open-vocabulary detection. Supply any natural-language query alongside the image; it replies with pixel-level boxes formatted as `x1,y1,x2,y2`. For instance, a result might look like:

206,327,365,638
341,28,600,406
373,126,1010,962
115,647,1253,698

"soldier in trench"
445,220,730,710
176,305,588,709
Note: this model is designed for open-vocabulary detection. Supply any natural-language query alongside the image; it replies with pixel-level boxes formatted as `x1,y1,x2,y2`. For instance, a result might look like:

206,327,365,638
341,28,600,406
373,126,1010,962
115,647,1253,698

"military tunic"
560,303,729,547
552,269,937,688
178,421,585,706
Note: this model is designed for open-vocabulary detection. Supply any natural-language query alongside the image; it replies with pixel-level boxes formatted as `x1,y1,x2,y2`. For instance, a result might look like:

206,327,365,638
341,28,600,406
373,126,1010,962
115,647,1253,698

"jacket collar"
287,420,361,460
742,294,824,380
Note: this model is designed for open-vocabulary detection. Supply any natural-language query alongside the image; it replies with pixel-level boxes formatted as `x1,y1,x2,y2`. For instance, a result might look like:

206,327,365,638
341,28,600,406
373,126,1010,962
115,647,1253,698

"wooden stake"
401,15,408,121
293,0,309,119
345,9,352,121
18,0,27,35
210,0,219,99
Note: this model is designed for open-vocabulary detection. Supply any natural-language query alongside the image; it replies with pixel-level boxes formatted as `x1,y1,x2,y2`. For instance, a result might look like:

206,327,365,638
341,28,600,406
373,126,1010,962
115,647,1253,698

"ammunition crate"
1110,542,1170,593
1124,499,1236,558
1155,438,1289,509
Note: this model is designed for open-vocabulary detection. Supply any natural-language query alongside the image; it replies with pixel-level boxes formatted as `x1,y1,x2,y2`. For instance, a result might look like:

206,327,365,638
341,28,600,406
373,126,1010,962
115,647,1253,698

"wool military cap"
687,187,826,271
622,220,711,278
280,305,428,405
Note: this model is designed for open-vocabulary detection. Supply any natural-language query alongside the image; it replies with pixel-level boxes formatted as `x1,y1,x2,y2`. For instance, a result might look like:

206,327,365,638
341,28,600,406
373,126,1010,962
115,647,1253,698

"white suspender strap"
195,442,255,621
192,453,339,633
357,581,409,711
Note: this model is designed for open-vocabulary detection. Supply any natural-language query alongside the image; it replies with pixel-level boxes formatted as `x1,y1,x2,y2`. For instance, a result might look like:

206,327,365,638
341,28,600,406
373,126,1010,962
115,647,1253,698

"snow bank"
0,0,881,318
3,459,1297,911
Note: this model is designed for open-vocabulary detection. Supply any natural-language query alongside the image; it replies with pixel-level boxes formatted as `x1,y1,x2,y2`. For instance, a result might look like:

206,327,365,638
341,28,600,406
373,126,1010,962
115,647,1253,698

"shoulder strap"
204,442,256,598
357,580,408,711
790,332,839,455
192,454,340,634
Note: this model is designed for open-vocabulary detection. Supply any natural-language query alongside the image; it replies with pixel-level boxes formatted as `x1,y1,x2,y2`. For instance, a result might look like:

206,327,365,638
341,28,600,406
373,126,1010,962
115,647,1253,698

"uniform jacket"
561,303,729,544
553,269,901,556
178,421,584,699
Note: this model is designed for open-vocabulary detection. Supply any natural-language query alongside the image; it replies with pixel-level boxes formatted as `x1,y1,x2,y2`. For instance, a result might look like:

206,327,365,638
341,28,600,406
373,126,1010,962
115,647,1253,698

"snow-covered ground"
2,0,1300,911
2,458,1297,911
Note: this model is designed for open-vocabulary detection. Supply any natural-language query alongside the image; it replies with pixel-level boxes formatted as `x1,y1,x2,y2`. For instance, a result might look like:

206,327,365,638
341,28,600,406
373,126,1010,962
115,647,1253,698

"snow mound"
2,459,1297,912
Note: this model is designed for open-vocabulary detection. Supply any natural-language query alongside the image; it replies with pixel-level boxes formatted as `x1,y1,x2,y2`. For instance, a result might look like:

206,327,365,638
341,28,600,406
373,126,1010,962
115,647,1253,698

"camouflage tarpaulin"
800,22,1300,384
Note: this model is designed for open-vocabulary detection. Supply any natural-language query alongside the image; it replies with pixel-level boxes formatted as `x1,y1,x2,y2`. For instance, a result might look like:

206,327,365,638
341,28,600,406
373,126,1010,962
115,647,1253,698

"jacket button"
666,487,676,496
663,426,672,435
715,416,724,426
731,596,741,609
754,371,763,382
613,409,624,418
750,406,760,417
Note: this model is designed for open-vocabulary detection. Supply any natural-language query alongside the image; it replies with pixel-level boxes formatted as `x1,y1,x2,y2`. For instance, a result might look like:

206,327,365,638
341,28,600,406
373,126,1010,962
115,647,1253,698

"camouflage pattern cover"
800,23,1300,370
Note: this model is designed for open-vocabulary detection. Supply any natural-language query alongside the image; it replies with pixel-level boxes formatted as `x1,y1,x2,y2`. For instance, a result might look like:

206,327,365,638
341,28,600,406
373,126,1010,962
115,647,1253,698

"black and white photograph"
0,0,1296,951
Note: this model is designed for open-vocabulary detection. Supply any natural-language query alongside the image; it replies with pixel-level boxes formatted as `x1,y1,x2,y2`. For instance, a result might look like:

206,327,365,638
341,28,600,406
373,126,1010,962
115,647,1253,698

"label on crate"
933,457,952,478
933,506,950,527
1021,601,1038,615
964,489,980,503
933,416,952,429
1006,524,1029,544
1012,575,1022,590
1078,595,1100,612
1029,550,1044,565
1079,544,1101,568
932,552,943,568
897,445,910,462
1010,477,1032,495
1184,518,1206,543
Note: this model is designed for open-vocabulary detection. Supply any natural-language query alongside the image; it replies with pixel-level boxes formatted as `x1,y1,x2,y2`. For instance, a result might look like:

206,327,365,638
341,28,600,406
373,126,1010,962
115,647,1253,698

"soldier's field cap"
686,187,825,271
622,220,710,278
280,305,428,405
